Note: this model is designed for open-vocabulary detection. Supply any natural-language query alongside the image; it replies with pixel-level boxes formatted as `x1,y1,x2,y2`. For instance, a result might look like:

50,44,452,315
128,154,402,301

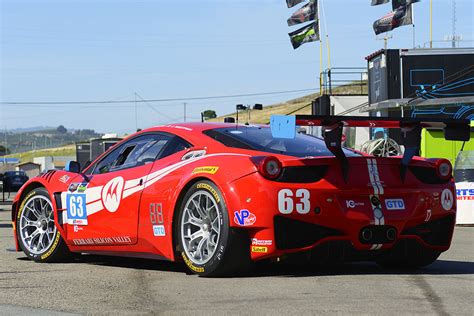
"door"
65,133,173,246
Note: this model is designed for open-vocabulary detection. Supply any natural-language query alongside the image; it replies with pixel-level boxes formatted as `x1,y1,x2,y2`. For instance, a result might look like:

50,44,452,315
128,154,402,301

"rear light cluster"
435,159,452,180
251,156,328,183
251,156,282,180
409,159,453,184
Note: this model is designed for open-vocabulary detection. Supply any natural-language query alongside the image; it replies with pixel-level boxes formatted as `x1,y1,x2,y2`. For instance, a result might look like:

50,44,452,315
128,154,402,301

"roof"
16,162,41,167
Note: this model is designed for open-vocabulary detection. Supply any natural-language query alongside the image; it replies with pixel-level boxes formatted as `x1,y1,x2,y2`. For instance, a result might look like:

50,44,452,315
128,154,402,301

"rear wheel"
16,188,70,262
177,180,250,276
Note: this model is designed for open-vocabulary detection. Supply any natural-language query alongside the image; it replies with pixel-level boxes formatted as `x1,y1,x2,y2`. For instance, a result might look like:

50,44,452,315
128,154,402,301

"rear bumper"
228,173,456,261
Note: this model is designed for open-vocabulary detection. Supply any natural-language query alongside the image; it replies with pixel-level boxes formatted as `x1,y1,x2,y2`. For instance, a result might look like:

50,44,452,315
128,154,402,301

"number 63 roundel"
278,189,310,214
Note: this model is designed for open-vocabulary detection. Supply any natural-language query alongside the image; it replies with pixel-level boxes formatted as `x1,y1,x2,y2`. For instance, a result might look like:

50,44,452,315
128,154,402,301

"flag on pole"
373,4,413,35
289,21,320,49
286,0,306,9
392,0,420,10
371,0,390,5
287,1,318,26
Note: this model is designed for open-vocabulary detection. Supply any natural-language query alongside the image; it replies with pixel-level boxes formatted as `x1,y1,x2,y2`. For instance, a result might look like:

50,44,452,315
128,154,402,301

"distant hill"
8,126,56,133
0,126,101,155
209,82,367,124
4,145,76,163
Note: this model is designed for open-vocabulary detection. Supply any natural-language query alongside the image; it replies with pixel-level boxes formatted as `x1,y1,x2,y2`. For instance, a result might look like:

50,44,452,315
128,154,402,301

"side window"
91,134,171,174
160,136,192,159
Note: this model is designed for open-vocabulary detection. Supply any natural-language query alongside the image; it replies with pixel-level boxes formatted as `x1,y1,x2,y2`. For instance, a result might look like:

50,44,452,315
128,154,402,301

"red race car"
11,115,470,276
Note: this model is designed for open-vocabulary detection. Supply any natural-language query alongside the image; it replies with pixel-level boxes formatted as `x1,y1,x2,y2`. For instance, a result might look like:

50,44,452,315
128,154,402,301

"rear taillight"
435,159,452,180
251,156,282,180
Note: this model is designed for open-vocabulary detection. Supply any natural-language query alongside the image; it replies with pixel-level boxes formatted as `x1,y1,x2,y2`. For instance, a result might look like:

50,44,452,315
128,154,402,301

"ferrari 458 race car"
11,115,471,276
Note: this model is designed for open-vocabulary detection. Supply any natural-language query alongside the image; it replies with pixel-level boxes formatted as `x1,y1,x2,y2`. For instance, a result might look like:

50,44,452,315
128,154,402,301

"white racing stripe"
63,153,250,219
367,159,385,250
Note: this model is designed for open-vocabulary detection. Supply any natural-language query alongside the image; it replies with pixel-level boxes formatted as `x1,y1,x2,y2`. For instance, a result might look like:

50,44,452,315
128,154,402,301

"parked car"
3,170,29,192
10,116,470,276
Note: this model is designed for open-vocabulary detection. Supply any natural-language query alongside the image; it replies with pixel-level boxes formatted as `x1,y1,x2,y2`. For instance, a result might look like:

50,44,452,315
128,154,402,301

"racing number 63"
69,195,84,217
278,189,310,214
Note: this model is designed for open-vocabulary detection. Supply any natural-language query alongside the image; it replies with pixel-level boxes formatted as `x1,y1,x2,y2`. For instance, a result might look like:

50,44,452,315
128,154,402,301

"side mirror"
65,161,81,173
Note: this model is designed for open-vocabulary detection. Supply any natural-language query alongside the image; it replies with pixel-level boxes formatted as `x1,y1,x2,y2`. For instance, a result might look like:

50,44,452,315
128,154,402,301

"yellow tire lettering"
40,232,61,260
181,252,205,273
196,183,221,203
18,191,37,220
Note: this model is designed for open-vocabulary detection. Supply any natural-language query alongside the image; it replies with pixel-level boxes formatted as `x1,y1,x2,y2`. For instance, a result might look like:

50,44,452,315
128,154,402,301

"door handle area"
139,179,144,186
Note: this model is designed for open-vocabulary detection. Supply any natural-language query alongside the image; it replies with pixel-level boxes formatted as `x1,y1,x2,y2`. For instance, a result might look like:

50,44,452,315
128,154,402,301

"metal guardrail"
320,67,368,96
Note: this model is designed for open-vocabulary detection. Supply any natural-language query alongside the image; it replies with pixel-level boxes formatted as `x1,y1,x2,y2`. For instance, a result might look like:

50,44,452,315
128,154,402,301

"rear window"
204,126,360,158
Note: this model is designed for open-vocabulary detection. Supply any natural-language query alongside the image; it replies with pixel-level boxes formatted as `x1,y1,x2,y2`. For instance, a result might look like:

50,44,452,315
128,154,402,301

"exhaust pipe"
386,228,397,241
361,228,373,242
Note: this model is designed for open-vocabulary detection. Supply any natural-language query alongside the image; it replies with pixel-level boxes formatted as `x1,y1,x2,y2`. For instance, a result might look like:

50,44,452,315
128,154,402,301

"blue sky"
1,0,472,133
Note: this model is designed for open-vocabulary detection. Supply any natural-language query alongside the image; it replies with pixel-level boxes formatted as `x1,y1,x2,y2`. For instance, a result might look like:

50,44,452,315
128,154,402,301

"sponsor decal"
346,200,365,209
192,166,219,175
251,246,268,253
385,199,405,210
441,189,454,211
456,188,474,201
66,194,88,226
72,236,132,246
73,225,83,233
40,232,61,260
153,225,166,237
251,238,272,246
196,183,221,203
181,252,205,273
59,175,70,184
425,209,432,222
234,209,256,226
101,177,125,213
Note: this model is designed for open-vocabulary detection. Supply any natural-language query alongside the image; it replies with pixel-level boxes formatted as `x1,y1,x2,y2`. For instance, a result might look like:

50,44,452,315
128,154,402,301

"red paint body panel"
12,123,457,262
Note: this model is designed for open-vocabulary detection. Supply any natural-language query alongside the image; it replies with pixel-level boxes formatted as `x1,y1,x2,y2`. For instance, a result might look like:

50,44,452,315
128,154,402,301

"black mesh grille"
409,166,449,184
276,166,328,183
401,215,455,246
274,216,342,250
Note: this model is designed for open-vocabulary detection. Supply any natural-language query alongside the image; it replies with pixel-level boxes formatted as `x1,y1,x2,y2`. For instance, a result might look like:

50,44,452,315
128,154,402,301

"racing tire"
376,242,441,269
16,187,70,263
177,180,251,277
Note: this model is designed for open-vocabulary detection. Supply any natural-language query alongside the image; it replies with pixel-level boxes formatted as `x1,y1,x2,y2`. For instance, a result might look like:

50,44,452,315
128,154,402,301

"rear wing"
270,115,471,182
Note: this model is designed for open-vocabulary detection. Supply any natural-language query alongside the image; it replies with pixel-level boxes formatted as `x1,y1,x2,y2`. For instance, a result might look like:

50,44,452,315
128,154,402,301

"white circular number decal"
278,189,310,214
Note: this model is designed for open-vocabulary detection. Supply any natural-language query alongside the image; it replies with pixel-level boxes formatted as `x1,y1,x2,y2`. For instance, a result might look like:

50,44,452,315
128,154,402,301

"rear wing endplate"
270,115,471,182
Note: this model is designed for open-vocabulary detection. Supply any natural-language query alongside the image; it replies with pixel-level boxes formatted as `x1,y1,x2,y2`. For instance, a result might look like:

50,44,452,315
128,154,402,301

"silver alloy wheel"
181,190,221,265
19,195,57,255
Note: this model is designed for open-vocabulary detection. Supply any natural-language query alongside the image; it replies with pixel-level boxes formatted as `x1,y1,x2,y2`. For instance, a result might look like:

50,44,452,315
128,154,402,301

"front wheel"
177,180,250,277
16,188,70,262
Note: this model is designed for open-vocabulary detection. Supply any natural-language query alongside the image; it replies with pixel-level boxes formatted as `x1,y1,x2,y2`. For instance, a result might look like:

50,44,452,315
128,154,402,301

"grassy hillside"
209,83,367,124
5,145,75,163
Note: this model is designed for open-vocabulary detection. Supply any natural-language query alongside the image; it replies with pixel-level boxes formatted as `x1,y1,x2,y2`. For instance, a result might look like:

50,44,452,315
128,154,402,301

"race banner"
287,1,318,26
373,4,413,35
371,0,390,5
289,21,320,49
392,0,420,10
286,0,306,8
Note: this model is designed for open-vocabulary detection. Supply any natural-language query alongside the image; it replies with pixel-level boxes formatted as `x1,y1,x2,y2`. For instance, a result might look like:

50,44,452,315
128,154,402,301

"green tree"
0,145,10,156
202,110,217,119
57,125,67,134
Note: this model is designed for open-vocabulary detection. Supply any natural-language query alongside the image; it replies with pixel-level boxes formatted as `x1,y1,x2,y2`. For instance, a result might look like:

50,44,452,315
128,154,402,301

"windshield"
204,126,360,158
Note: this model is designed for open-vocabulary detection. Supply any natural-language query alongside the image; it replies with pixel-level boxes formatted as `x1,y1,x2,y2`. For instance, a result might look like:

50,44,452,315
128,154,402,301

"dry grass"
5,145,75,163
209,83,366,124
